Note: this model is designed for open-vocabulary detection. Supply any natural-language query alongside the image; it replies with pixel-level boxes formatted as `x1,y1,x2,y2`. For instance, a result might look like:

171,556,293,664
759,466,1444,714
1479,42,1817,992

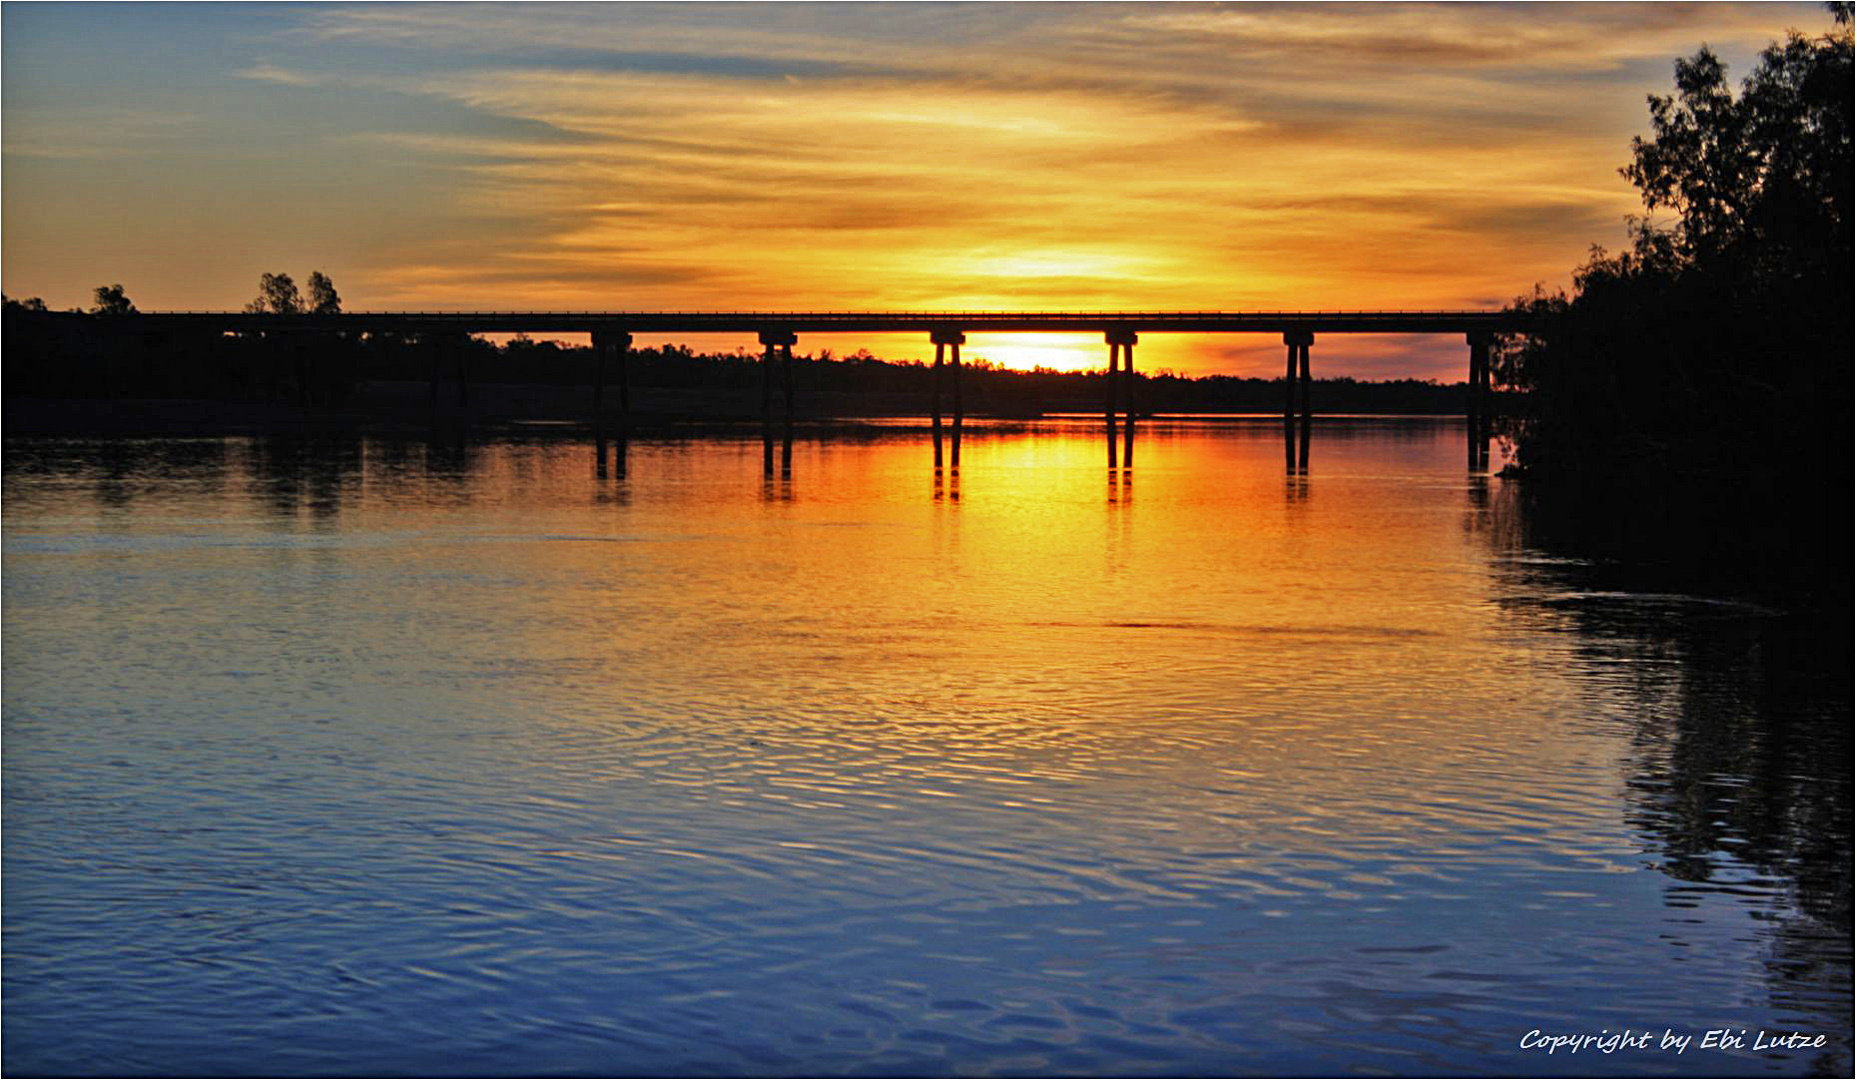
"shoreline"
4,389,1478,439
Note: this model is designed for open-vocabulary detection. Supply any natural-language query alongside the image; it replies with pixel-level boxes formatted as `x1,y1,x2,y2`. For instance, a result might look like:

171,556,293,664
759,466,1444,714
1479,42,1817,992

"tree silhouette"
1623,5,1852,277
90,284,136,316
246,272,303,315
1499,6,1852,495
306,271,341,315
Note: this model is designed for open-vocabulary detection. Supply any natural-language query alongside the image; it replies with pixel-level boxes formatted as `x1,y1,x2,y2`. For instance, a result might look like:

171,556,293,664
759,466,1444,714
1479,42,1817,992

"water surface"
4,420,1848,1076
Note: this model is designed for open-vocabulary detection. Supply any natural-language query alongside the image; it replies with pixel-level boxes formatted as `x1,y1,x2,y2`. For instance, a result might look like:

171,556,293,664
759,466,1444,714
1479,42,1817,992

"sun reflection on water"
1,420,1846,1076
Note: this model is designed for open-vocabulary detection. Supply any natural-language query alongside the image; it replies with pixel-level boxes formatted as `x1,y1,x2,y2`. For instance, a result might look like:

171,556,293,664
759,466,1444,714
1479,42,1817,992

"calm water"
3,420,1848,1077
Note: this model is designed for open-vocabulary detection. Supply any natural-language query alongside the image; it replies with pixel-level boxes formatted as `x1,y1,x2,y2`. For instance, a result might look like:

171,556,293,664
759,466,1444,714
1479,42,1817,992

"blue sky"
1,2,1829,377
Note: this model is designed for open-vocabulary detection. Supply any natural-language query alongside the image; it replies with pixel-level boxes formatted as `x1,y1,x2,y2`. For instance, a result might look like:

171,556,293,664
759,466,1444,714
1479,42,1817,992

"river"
3,419,1847,1076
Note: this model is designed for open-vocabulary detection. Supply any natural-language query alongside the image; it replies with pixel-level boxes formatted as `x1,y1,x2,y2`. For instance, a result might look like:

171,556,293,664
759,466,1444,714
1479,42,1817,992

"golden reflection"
761,461,795,502
23,421,1639,873
200,423,1553,783
934,468,960,503
1107,468,1132,507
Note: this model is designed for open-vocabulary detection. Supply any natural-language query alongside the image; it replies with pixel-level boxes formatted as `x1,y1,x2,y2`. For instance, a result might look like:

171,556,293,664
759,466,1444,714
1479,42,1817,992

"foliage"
1499,6,1852,494
306,271,342,315
246,272,304,315
90,284,136,316
242,270,341,315
1624,7,1852,284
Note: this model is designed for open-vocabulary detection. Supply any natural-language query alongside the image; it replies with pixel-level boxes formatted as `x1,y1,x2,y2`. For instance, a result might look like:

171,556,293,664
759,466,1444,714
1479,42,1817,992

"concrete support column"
759,340,775,426
1465,332,1480,435
1479,339,1493,444
1282,331,1314,425
930,330,965,470
1466,332,1491,469
1283,335,1298,423
592,329,633,423
782,341,796,475
782,342,795,427
1299,337,1312,426
932,341,945,469
1104,337,1121,468
950,339,964,470
758,331,796,476
1108,329,1139,467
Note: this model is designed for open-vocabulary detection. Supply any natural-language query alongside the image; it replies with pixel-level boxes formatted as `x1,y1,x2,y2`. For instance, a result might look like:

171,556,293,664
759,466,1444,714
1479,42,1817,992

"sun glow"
1,3,1817,383
962,333,1105,373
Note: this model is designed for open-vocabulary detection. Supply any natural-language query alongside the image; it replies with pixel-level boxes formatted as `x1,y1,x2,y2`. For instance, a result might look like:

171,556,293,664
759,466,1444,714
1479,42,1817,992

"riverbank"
4,384,1476,438
4,386,929,438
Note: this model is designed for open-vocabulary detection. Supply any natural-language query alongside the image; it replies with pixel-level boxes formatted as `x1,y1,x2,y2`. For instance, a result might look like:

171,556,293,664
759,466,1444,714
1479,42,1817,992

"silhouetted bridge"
133,310,1508,335
124,309,1517,470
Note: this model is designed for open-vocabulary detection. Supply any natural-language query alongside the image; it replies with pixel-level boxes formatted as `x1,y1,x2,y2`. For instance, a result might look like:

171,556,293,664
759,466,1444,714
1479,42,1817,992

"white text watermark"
1518,1028,1829,1056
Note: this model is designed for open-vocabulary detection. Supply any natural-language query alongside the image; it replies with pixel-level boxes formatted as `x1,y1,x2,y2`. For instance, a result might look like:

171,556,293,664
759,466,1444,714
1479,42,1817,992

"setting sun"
951,332,1104,373
3,4,1847,1078
2,3,1823,379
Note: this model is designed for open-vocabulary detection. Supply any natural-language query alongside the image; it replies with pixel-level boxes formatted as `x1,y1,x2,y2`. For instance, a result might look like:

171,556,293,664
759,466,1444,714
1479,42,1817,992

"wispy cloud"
233,62,323,87
1,108,200,159
1,2,1831,377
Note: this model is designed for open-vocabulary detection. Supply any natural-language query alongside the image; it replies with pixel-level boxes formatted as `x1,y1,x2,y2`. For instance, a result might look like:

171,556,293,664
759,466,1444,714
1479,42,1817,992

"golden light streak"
1,2,1828,379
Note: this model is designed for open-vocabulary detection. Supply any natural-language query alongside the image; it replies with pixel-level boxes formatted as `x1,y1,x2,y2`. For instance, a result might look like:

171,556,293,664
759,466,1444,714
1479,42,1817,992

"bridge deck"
118,310,1512,335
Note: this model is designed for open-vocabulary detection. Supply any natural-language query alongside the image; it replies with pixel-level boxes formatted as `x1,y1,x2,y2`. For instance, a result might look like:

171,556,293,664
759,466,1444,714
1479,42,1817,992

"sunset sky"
1,2,1827,378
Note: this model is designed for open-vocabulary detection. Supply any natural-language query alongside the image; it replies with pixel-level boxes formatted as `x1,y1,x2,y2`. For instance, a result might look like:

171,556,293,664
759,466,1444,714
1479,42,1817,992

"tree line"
4,273,1485,415
1497,5,1850,488
1494,3,1850,598
8,271,341,319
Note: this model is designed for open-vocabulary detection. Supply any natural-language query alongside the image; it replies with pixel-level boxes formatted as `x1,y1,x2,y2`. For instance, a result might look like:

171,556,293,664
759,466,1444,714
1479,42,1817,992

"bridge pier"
931,342,945,468
759,330,797,476
783,342,795,476
930,331,964,470
1466,332,1492,470
122,312,1517,468
950,336,964,471
931,342,944,468
1283,335,1296,423
1282,331,1314,427
1299,335,1312,426
1104,337,1120,468
592,330,632,424
1482,340,1494,449
1281,331,1314,474
1108,329,1138,467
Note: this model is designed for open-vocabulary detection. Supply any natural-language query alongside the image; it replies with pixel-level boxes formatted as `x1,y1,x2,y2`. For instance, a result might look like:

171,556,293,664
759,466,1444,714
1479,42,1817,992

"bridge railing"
78,309,1521,336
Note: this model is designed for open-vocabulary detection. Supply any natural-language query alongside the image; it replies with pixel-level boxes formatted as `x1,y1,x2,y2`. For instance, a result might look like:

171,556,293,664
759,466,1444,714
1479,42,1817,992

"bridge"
129,309,1509,335
113,309,1516,471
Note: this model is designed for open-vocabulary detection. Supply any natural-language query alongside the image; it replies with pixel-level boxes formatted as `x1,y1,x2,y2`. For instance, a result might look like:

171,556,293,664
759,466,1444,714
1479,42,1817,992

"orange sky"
0,3,1828,379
